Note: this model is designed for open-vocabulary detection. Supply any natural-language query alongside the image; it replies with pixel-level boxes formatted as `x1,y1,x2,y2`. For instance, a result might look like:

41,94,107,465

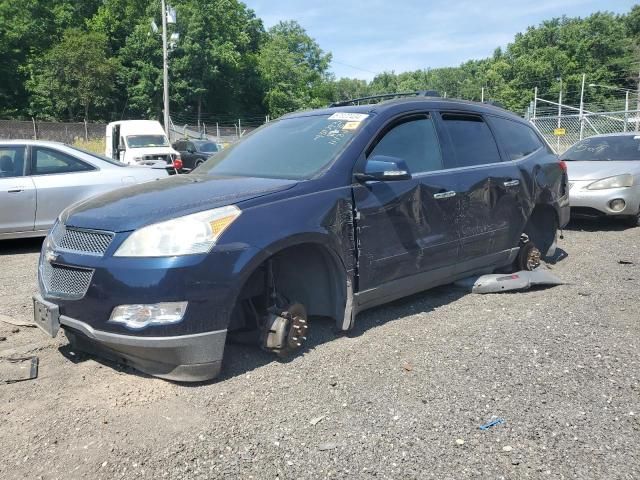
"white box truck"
105,120,181,168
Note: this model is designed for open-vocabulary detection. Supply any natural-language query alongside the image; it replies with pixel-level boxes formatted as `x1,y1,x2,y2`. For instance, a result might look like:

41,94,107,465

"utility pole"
533,87,538,120
636,67,640,132
481,87,485,103
579,73,585,140
161,0,170,136
557,78,562,153
624,90,629,132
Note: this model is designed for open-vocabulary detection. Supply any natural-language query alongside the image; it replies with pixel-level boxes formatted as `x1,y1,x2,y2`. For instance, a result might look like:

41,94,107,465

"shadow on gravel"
0,237,43,255
545,247,569,265
215,285,466,384
565,217,630,232
58,341,155,379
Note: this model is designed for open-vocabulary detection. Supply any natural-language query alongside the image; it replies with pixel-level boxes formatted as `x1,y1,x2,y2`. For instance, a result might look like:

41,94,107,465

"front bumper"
34,293,226,382
569,181,640,217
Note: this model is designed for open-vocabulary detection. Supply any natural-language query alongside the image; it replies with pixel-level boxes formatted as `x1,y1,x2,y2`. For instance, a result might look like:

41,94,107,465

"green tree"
26,28,119,121
258,21,332,116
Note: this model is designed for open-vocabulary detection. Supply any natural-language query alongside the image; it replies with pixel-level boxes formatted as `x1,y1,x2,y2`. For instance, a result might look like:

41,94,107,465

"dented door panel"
352,170,459,291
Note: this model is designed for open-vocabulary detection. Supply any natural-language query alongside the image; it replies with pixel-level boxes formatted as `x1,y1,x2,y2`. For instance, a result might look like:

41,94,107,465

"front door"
0,145,36,234
353,113,460,292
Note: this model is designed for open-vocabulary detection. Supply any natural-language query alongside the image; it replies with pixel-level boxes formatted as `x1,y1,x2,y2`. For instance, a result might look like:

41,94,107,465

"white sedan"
0,140,168,240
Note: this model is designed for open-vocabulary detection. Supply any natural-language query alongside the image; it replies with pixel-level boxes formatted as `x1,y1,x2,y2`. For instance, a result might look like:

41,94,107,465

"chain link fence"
531,110,640,154
0,119,107,144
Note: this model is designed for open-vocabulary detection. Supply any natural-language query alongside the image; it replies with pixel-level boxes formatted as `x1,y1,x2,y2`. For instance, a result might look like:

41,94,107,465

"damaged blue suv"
33,93,569,381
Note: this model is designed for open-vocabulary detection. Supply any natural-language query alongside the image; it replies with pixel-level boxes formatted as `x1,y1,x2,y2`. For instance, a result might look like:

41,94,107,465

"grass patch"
72,138,104,155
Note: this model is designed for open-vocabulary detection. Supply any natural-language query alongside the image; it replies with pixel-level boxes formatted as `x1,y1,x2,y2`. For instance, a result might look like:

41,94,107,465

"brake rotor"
261,303,308,357
525,244,541,270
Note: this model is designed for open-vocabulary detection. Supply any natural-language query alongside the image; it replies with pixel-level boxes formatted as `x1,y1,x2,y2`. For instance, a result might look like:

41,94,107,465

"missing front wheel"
261,303,308,357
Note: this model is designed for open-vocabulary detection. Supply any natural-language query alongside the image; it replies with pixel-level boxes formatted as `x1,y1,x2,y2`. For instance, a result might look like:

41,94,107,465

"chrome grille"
51,223,114,255
143,154,171,163
40,262,93,299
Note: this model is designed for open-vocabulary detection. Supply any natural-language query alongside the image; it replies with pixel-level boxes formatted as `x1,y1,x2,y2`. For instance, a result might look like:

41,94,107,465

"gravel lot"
0,220,638,479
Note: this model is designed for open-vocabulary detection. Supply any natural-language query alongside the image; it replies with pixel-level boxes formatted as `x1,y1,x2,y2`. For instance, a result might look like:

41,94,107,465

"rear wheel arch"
523,204,558,257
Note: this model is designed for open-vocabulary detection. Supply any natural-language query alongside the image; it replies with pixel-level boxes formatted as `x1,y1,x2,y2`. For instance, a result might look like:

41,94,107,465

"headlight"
114,205,241,257
587,174,634,190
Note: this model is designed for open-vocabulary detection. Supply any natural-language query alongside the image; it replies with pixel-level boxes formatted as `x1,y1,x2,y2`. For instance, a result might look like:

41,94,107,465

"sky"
247,0,636,80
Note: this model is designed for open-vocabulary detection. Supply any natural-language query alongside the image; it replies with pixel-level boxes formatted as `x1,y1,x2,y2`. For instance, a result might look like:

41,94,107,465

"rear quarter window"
488,116,544,160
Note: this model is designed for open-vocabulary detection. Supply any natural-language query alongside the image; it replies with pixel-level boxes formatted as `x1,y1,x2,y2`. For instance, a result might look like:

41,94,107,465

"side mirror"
355,155,411,182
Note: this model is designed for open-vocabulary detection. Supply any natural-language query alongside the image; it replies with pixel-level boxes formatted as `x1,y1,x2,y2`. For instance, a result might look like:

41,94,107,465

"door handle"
7,187,25,193
433,191,456,199
503,179,520,187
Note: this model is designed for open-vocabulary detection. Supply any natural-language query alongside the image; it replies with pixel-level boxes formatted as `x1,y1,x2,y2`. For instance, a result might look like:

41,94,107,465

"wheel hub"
526,245,541,270
261,303,308,357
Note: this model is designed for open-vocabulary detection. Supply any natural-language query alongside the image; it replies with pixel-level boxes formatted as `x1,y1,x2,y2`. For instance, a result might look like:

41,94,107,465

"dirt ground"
0,219,638,479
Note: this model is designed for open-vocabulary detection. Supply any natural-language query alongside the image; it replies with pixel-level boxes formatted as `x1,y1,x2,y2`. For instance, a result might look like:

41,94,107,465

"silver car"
0,140,168,239
564,133,640,226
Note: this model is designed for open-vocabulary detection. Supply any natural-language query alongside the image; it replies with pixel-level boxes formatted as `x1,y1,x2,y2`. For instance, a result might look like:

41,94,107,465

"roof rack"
482,100,506,109
330,90,441,108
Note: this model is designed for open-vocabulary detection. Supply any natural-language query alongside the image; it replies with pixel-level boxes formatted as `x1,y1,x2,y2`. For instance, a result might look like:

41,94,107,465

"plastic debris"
455,269,564,294
0,356,39,384
310,415,325,426
479,417,505,430
0,314,37,328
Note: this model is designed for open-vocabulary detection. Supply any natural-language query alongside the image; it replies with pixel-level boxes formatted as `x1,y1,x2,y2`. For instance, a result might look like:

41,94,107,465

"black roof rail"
482,100,506,109
330,90,441,108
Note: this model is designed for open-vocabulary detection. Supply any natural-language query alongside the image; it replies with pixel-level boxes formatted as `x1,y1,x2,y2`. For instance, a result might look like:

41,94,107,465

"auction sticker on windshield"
328,112,369,122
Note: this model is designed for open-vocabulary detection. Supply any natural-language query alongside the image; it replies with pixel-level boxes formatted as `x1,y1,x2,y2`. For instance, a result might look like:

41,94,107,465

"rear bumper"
557,194,571,228
62,315,227,382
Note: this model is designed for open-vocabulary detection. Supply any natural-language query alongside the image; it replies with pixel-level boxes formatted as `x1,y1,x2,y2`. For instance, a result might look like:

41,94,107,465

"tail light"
558,160,567,172
173,158,183,170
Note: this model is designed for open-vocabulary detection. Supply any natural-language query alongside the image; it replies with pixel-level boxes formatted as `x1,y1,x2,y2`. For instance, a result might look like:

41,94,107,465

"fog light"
609,199,626,212
109,302,188,330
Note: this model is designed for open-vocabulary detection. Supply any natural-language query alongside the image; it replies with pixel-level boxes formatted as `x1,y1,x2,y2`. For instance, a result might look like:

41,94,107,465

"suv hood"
566,160,640,181
62,174,297,232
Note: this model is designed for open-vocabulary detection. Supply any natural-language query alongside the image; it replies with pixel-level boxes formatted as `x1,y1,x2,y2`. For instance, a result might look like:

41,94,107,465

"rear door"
30,146,100,231
353,113,460,292
437,112,523,270
486,115,546,249
0,145,36,234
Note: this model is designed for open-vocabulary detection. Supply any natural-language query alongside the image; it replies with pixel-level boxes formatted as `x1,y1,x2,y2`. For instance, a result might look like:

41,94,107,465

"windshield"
127,135,169,148
194,141,218,153
564,135,640,161
66,145,124,166
197,113,367,180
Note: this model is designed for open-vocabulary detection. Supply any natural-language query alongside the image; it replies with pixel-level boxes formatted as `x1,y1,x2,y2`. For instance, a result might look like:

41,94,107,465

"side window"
441,113,501,167
187,142,196,151
0,146,26,178
489,116,544,160
368,116,443,174
33,148,95,175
